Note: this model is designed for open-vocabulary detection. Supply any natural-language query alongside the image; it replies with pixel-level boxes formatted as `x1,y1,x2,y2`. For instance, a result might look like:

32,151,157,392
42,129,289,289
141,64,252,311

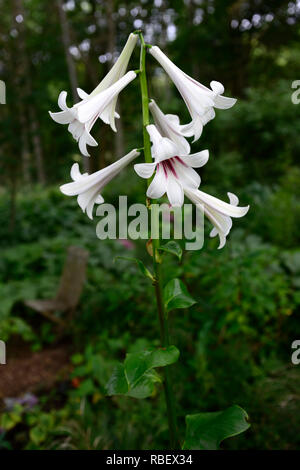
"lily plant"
50,31,250,450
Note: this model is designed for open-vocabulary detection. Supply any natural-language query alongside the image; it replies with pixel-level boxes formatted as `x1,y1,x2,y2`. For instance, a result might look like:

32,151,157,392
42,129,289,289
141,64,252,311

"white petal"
77,188,94,212
202,108,215,125
210,80,224,95
58,91,69,110
149,46,236,139
77,187,104,220
60,149,140,197
210,227,218,237
205,206,232,249
166,174,184,207
84,127,98,146
49,110,73,125
90,33,138,96
146,124,180,162
180,150,209,168
227,192,239,206
146,124,163,149
214,95,237,110
180,115,203,141
146,166,167,199
79,134,91,157
77,88,89,100
173,161,200,189
70,163,83,181
149,100,190,155
195,190,249,218
165,113,180,125
68,120,84,140
73,34,137,133
95,194,104,204
77,71,136,124
207,207,232,237
134,162,156,179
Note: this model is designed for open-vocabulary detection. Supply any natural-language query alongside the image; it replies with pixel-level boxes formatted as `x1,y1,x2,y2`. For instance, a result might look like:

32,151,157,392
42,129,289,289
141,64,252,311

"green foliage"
164,278,196,313
0,0,300,451
106,346,180,399
159,241,183,261
0,404,23,432
183,406,250,450
114,256,154,282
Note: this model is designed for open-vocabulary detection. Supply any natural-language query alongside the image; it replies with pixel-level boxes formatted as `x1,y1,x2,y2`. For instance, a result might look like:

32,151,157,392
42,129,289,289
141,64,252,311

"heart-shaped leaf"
183,405,250,450
106,346,179,399
164,278,196,313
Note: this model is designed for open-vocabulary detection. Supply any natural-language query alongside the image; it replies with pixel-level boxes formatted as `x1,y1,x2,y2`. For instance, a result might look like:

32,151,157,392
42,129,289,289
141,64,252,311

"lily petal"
166,174,184,207
146,166,167,199
149,46,236,141
134,162,157,179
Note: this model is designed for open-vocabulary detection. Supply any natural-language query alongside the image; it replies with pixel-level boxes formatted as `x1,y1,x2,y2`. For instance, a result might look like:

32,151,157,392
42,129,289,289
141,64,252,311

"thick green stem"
137,31,180,450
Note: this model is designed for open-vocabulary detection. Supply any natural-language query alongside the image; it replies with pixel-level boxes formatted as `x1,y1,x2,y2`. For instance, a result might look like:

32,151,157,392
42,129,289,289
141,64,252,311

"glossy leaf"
159,241,183,261
106,346,179,399
114,256,154,282
183,405,250,450
164,278,196,313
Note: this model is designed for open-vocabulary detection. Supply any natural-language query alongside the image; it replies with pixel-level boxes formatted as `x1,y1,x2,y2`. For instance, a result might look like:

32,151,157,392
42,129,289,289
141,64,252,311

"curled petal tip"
59,184,69,195
210,80,225,95
243,205,250,215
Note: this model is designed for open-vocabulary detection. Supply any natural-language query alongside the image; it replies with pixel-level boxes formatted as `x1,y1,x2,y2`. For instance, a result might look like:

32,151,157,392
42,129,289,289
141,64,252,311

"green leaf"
183,405,250,450
164,278,196,313
105,363,128,396
114,256,154,282
75,378,95,396
71,353,84,365
106,346,179,399
159,241,182,261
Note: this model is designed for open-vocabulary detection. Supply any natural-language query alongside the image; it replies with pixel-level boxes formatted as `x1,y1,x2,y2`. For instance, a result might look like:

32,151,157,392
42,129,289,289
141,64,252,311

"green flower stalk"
52,30,250,450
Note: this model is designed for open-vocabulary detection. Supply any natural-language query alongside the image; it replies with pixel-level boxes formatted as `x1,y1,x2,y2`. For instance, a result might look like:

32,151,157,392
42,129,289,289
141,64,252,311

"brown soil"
0,345,71,398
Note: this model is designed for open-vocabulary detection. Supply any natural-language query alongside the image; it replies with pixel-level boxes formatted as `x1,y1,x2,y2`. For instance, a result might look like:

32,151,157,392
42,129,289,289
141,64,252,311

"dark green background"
0,0,299,450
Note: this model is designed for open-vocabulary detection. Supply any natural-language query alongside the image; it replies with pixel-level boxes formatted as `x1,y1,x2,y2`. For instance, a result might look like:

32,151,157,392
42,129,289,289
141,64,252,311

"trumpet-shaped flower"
149,99,190,155
149,46,236,141
134,125,209,207
184,188,249,249
49,71,136,156
49,33,138,156
89,33,137,129
60,149,140,219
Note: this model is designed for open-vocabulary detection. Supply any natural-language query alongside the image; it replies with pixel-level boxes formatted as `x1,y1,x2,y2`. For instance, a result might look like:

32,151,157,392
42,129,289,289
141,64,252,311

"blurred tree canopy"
0,0,299,190
1,1,300,451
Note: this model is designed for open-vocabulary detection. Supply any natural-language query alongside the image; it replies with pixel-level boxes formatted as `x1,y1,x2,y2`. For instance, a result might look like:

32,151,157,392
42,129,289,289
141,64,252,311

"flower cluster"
50,34,249,248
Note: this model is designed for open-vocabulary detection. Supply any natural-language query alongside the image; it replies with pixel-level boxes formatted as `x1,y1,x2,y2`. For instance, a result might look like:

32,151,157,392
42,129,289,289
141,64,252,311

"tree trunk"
56,0,90,172
106,0,124,158
30,107,46,184
56,0,79,103
13,0,32,185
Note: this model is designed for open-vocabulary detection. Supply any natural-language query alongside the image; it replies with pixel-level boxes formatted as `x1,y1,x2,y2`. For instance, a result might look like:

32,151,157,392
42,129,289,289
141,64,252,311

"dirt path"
0,346,71,398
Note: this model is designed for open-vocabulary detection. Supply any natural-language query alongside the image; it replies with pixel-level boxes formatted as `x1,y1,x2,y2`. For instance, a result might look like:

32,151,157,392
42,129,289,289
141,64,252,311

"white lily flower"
49,33,138,156
60,149,140,219
149,99,190,155
134,125,209,207
184,188,249,249
149,46,236,141
89,33,138,125
49,71,136,157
